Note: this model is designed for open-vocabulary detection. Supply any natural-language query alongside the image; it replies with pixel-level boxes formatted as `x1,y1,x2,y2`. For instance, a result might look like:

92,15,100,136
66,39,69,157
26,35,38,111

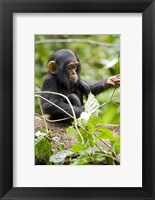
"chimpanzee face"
47,49,80,85
66,61,79,83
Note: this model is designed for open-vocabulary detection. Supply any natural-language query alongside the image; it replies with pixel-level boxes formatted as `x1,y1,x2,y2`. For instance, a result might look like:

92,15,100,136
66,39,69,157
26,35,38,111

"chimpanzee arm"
78,79,90,95
79,75,120,96
78,79,111,96
89,79,112,96
88,74,120,96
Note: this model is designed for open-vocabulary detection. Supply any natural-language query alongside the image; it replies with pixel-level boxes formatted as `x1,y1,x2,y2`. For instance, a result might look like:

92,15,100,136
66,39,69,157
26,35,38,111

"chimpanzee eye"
67,66,71,71
67,63,78,71
68,64,73,70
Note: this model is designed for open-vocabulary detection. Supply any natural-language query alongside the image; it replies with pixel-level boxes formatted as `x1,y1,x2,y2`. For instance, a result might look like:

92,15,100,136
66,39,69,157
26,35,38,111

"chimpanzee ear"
48,61,57,74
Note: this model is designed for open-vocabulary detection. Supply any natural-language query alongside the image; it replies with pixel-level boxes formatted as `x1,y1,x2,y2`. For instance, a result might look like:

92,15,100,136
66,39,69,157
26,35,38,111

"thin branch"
37,97,48,131
111,101,119,106
99,97,119,108
99,88,118,108
35,91,76,118
110,88,116,101
35,39,119,48
109,88,120,106
35,113,70,122
35,91,84,143
94,132,111,149
36,94,73,119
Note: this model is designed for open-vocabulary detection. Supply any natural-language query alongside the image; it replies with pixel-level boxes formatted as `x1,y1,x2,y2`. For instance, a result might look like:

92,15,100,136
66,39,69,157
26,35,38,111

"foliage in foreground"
35,93,120,165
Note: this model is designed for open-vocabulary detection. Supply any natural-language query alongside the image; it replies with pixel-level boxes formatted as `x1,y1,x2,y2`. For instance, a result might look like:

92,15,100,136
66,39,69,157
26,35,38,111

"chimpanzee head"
47,49,81,88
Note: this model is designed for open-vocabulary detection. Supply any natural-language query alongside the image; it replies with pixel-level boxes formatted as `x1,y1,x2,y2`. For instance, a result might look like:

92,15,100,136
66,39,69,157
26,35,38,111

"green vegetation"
35,93,120,165
35,35,120,165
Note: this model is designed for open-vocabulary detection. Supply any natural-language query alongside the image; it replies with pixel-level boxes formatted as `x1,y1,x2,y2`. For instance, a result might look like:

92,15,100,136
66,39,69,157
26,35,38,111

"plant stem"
37,97,48,132
35,91,84,143
35,113,70,122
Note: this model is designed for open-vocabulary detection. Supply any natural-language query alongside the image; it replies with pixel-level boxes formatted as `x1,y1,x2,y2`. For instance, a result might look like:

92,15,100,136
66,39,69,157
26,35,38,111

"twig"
99,97,119,108
110,88,116,101
35,91,84,143
35,113,70,122
35,94,73,119
111,101,119,106
35,39,119,48
94,132,111,149
37,97,48,131
99,88,118,108
36,91,76,118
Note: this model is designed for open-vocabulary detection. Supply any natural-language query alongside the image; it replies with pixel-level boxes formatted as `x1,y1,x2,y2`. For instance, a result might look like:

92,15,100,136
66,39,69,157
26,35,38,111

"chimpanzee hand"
107,74,120,87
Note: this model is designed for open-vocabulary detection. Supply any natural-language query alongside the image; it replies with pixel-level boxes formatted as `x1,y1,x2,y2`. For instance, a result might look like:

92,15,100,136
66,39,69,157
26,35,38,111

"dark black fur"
41,49,111,120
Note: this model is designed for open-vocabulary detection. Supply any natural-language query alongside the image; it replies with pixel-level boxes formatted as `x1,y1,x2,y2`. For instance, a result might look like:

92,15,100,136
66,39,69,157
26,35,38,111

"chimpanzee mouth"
69,77,78,83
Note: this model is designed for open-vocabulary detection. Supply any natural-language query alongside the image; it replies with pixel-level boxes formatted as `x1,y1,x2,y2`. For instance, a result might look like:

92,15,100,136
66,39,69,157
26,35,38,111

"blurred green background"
35,35,120,124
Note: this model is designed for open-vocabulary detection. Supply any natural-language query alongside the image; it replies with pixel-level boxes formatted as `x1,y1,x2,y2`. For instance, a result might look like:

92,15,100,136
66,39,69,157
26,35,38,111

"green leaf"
35,135,44,145
35,130,47,145
96,127,114,141
81,147,95,155
66,126,77,139
47,130,52,136
59,143,65,151
88,115,104,124
72,144,84,152
78,127,88,143
35,130,47,137
49,150,73,164
40,127,47,133
88,123,96,145
115,135,120,155
84,93,99,114
35,137,52,164
93,155,106,164
88,123,95,134
107,157,115,165
72,155,92,165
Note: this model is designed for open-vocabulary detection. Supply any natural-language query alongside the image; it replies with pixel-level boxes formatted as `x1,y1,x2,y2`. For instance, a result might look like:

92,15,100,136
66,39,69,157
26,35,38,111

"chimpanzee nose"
72,71,75,75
